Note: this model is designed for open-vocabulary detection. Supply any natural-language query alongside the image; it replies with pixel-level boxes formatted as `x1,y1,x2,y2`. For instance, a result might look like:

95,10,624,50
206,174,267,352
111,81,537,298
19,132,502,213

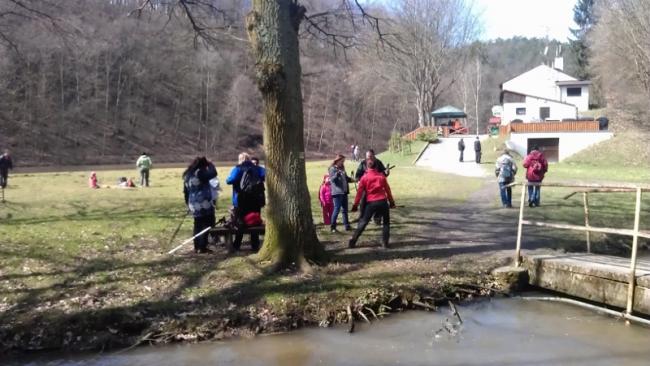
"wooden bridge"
511,182,650,317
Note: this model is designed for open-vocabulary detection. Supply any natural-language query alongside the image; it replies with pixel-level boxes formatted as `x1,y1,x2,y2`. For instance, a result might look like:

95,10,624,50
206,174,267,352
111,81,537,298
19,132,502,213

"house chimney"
553,57,564,71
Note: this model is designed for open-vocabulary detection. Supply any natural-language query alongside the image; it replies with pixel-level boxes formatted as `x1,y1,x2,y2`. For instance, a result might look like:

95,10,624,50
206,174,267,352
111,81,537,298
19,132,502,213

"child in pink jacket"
319,174,334,225
88,172,100,189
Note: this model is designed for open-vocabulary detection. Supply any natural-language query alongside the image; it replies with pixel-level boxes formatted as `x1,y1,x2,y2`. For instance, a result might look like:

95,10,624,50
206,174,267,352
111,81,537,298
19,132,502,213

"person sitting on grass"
349,159,396,249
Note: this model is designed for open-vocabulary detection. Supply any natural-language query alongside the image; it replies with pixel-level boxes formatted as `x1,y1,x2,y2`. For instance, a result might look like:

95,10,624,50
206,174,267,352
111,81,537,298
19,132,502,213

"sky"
474,0,578,42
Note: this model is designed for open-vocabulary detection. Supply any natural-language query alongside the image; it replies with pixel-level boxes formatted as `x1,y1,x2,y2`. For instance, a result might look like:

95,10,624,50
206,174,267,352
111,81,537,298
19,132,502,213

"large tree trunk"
246,0,326,270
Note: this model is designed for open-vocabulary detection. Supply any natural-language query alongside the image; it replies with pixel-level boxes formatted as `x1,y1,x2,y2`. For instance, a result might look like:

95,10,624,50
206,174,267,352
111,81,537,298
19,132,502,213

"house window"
567,87,582,97
540,107,550,120
516,107,526,115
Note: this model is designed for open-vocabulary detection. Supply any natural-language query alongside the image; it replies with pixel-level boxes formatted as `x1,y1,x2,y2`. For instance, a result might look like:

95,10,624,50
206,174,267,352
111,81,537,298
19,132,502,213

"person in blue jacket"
226,152,266,251
183,156,218,253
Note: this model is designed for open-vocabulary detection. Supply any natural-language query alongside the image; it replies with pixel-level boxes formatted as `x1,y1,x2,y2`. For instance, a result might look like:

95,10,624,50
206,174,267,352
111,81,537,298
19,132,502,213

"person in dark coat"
183,156,218,253
355,149,389,225
474,137,482,164
0,150,13,189
226,152,266,251
458,138,465,162
328,154,353,232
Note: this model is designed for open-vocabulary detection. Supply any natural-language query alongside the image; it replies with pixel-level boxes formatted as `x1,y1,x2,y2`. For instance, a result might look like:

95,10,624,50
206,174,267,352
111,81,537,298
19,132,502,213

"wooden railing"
499,120,600,135
402,126,437,140
510,181,650,317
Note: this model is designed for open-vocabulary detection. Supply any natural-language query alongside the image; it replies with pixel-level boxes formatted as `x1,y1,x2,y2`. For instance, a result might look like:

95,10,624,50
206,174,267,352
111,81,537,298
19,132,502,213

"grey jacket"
328,166,350,196
495,154,517,183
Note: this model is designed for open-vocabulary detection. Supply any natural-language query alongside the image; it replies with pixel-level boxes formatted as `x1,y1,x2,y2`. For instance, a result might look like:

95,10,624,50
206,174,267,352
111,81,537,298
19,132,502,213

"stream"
12,297,650,366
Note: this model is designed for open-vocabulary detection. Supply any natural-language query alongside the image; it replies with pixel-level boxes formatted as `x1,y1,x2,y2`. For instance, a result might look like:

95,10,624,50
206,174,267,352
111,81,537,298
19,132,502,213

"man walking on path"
0,149,13,189
523,146,548,207
495,149,517,208
458,138,465,162
136,152,152,187
474,137,482,164
350,159,396,249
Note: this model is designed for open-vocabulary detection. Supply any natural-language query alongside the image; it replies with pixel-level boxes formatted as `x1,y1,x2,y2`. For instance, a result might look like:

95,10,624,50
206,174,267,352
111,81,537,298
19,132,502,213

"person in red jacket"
350,159,396,248
522,146,548,207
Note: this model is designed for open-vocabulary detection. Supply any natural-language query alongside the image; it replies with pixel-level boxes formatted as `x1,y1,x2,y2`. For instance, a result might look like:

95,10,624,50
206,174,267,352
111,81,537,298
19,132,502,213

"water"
13,298,650,366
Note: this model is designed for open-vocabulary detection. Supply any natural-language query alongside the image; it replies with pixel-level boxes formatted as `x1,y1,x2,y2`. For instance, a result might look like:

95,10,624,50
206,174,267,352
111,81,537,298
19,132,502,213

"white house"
500,62,591,124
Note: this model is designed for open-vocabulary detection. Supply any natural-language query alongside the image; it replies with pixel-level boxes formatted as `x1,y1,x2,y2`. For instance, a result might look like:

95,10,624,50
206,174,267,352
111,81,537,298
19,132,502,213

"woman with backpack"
183,156,218,254
495,149,517,208
523,146,548,207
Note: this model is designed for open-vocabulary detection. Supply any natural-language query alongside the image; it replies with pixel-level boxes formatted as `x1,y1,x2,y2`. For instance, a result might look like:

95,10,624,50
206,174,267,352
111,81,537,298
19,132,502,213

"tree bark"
246,0,325,270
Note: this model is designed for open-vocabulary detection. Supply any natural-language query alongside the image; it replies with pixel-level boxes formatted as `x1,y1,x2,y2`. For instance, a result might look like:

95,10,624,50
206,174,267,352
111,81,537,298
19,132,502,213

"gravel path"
415,136,490,177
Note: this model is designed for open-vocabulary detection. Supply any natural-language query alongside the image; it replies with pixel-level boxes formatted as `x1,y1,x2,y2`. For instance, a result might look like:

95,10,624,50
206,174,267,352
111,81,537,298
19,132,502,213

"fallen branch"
357,310,370,323
412,300,437,311
364,306,379,320
448,301,462,324
112,331,153,354
347,305,355,333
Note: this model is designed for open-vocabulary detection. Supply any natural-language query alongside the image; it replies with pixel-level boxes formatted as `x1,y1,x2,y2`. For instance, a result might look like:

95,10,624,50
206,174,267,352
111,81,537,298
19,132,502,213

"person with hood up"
522,146,548,207
349,159,396,249
183,156,218,253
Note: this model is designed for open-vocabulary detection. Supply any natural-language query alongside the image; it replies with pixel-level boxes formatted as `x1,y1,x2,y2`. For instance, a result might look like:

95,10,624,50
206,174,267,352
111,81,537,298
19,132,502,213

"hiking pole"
1,187,4,203
168,226,212,255
166,210,190,248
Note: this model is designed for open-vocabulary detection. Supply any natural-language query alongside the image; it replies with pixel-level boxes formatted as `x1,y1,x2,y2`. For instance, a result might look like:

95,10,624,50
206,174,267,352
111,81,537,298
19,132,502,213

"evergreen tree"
570,0,595,80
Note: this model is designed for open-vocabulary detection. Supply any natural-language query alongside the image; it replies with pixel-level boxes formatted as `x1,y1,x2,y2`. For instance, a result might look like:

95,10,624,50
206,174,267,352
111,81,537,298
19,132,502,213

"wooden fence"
402,126,437,140
499,120,600,136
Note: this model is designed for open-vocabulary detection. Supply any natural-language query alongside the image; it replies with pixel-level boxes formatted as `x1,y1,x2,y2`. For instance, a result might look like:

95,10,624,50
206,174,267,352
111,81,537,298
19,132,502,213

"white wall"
507,132,613,161
502,96,577,123
560,86,590,111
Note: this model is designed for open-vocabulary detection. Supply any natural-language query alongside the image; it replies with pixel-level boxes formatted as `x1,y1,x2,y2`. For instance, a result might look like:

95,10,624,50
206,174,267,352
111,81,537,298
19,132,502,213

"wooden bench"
209,225,265,253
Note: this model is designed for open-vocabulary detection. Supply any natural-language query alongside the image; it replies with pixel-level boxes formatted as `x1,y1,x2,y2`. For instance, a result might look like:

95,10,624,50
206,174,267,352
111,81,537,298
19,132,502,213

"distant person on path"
226,152,266,252
458,138,465,162
353,145,360,162
355,149,389,225
183,156,218,254
329,154,353,232
0,149,13,189
319,174,334,225
136,152,152,187
474,137,482,164
495,149,517,208
89,172,99,189
523,146,548,207
349,159,396,249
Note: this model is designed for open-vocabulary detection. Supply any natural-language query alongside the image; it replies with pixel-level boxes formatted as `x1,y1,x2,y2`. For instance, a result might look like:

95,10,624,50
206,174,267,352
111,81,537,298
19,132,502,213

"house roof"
501,64,577,86
431,105,466,118
556,80,592,86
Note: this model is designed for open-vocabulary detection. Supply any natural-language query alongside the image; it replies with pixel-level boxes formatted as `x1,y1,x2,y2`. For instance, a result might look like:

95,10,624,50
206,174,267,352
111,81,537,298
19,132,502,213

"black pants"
193,213,215,251
0,169,7,188
351,200,390,247
358,191,383,224
475,151,481,163
140,169,149,187
459,150,464,162
234,232,260,252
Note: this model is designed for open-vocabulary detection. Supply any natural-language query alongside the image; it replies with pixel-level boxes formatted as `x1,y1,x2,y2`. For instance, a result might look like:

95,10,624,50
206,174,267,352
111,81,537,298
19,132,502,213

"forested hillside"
0,0,581,166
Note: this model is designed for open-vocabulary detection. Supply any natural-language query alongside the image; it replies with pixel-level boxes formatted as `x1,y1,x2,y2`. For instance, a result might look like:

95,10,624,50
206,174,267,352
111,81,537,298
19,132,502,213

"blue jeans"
331,194,350,230
499,182,512,207
527,183,541,206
